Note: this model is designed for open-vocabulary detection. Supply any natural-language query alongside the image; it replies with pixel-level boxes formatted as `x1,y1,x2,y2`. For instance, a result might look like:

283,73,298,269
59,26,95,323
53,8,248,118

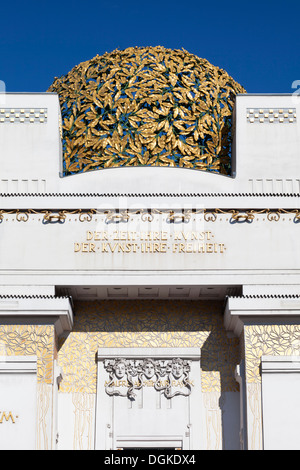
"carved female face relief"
171,359,184,379
113,360,126,379
142,359,155,379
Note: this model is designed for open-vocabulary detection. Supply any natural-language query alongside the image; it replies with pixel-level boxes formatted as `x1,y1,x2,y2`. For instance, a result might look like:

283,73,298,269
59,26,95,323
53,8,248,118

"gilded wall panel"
58,300,240,394
244,324,300,383
0,324,55,384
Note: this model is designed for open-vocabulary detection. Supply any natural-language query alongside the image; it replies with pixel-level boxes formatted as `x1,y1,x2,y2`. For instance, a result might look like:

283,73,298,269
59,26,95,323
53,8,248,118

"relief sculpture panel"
104,357,193,399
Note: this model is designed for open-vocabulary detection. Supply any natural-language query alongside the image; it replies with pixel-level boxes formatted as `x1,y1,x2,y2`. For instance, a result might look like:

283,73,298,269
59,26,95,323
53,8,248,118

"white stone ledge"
224,296,300,336
0,355,37,373
97,347,201,361
261,356,300,373
0,296,73,335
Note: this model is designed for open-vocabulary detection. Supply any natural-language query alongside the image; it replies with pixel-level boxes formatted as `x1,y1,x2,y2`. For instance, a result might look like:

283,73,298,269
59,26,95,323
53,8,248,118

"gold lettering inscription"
74,243,96,252
74,231,226,254
0,412,17,423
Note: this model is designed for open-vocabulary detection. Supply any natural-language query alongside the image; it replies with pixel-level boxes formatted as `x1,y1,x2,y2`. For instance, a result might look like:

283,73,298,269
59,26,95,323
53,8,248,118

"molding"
0,208,299,224
0,296,74,336
116,436,183,449
97,347,201,361
261,356,300,374
224,296,300,336
0,192,299,197
228,294,300,299
0,294,70,299
0,355,37,373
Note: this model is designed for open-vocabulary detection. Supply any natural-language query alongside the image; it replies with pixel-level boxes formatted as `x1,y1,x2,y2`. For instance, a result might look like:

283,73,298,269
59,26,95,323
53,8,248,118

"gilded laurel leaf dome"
48,46,245,177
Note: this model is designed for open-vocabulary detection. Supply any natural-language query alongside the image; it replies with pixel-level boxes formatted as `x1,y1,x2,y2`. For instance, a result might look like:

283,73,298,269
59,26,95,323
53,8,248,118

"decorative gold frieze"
0,208,299,224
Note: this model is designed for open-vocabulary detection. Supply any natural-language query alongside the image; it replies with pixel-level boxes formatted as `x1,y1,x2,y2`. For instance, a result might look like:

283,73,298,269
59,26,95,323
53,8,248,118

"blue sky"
0,0,299,94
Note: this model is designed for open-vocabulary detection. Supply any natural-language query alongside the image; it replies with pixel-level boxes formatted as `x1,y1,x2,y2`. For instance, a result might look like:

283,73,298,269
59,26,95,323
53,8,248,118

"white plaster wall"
0,356,37,450
0,93,62,192
235,95,300,184
261,356,300,450
0,93,300,196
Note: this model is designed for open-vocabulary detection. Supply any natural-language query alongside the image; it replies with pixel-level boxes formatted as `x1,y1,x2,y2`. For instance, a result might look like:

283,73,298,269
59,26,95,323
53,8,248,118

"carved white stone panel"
95,348,202,450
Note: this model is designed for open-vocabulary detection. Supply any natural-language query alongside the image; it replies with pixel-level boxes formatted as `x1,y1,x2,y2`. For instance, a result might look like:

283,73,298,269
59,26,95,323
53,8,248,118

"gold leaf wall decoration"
0,325,55,384
48,46,245,177
57,300,240,394
244,324,300,383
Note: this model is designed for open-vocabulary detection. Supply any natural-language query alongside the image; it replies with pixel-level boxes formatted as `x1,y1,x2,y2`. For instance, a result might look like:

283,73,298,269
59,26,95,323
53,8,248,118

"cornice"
0,294,71,299
0,295,74,336
0,192,299,197
227,294,300,299
224,295,300,336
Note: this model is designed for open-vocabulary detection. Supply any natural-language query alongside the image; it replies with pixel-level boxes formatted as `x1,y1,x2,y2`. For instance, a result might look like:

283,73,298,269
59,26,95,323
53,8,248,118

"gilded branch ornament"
0,208,299,224
47,46,245,177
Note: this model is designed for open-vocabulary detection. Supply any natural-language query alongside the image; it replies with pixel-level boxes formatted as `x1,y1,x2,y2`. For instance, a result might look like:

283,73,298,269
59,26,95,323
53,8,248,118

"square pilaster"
224,295,300,450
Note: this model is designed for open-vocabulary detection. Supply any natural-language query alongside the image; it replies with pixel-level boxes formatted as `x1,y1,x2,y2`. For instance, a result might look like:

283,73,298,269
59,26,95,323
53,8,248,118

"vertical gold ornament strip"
72,392,95,450
203,391,224,450
36,383,52,450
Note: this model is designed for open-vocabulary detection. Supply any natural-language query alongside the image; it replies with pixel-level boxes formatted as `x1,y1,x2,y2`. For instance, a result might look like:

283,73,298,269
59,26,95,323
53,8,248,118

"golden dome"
48,46,245,177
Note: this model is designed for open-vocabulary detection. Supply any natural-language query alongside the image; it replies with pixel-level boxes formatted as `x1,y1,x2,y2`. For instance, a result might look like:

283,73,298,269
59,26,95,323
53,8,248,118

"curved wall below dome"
58,165,237,195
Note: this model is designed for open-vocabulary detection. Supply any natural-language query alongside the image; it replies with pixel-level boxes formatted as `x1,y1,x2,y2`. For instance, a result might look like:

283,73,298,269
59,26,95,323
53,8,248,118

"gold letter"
0,412,15,423
160,243,167,253
206,243,213,253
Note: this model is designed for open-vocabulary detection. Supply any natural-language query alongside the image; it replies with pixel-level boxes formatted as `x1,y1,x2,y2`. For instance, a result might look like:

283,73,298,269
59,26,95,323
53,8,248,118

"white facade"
0,92,299,450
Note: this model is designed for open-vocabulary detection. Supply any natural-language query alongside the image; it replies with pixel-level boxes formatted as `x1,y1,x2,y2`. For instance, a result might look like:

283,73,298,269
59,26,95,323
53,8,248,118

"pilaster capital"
224,295,300,336
0,295,73,336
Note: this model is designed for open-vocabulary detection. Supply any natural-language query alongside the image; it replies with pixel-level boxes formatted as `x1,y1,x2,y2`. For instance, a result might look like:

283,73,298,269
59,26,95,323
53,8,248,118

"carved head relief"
103,357,193,399
142,359,156,379
171,358,184,380
113,359,127,379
